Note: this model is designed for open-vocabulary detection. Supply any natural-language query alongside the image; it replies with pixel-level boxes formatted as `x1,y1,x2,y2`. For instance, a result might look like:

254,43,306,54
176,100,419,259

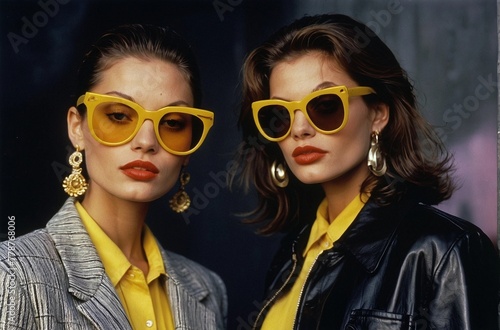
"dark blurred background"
1,0,497,328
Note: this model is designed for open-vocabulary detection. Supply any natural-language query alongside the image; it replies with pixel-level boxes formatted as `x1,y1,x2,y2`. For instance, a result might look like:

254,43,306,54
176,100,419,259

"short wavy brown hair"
232,14,455,234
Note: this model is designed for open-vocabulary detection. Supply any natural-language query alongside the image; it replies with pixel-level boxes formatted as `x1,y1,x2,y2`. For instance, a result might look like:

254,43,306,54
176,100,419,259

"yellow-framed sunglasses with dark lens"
77,92,214,156
252,86,375,142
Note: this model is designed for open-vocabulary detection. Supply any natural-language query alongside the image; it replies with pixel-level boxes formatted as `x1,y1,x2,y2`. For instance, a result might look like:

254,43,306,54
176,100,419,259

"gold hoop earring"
62,145,88,197
367,131,387,177
169,167,191,213
271,160,289,188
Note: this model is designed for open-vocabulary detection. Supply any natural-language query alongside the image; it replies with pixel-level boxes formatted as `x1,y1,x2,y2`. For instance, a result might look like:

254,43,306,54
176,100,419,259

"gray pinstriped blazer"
0,198,227,329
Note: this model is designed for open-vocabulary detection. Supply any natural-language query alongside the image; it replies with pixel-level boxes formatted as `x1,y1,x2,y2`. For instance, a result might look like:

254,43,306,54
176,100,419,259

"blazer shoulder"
0,228,57,261
0,229,62,282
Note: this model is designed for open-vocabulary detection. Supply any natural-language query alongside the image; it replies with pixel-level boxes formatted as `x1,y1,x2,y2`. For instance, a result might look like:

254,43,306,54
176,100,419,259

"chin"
296,175,330,185
117,189,167,203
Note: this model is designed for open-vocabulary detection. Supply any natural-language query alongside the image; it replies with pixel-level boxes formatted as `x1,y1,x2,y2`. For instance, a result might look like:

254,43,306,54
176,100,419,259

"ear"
371,102,390,133
67,107,85,149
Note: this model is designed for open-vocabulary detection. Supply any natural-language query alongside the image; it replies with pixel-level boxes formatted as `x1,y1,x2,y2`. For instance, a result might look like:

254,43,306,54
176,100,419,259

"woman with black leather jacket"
233,14,498,329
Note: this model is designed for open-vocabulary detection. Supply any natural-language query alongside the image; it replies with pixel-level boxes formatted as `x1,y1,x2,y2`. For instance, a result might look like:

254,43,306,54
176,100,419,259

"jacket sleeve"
426,230,499,329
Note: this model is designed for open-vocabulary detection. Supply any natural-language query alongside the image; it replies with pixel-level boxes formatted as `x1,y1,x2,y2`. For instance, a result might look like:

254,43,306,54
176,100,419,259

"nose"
130,120,159,153
290,110,315,140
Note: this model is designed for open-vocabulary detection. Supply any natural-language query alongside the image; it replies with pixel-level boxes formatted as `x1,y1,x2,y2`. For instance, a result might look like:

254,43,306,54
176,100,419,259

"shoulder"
358,196,494,248
0,228,60,272
400,202,493,247
0,228,69,297
0,198,86,285
388,202,498,275
341,199,497,276
0,198,80,277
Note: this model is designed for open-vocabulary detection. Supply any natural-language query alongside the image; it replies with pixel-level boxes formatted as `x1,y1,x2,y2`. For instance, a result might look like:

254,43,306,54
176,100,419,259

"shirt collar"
142,226,166,283
303,195,366,256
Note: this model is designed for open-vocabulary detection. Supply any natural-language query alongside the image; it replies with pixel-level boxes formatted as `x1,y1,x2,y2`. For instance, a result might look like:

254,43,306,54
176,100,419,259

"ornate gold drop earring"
169,167,191,213
62,145,88,197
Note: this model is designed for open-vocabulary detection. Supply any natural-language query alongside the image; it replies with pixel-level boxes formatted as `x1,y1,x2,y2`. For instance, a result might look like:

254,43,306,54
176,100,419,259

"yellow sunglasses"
77,92,214,155
252,86,375,141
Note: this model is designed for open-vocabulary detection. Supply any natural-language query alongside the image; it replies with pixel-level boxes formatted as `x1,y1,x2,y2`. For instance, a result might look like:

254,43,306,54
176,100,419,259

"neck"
321,163,370,223
81,186,150,274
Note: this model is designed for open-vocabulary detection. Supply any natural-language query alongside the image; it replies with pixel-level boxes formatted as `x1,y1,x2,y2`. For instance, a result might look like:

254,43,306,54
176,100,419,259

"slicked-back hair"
74,24,202,110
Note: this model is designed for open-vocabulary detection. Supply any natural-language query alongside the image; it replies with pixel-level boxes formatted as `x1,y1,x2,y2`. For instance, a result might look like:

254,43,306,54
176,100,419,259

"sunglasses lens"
257,105,291,139
92,101,204,153
92,102,139,143
306,93,344,131
158,113,204,152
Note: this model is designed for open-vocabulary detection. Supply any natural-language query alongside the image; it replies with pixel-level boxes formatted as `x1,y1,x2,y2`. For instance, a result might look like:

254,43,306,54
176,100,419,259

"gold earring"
169,168,191,213
62,145,88,197
367,131,387,177
271,160,289,188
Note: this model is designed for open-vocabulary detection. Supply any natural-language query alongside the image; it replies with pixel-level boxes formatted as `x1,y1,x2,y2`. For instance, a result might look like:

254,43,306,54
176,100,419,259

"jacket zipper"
292,250,324,329
252,253,298,330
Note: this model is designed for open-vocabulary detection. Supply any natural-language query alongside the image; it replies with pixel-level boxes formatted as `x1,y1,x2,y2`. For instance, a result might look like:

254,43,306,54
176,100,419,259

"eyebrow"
105,91,134,101
104,91,191,107
313,81,338,92
270,81,339,101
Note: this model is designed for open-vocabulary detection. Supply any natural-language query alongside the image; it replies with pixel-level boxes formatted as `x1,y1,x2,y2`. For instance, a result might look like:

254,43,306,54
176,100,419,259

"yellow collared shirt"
76,201,174,330
262,195,365,330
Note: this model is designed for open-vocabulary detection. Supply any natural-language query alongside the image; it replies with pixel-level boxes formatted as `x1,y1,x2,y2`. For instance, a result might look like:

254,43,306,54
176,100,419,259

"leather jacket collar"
268,196,416,288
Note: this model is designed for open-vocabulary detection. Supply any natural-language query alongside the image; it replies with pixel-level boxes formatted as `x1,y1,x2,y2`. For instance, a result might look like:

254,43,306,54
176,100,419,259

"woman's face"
69,57,193,203
269,51,388,192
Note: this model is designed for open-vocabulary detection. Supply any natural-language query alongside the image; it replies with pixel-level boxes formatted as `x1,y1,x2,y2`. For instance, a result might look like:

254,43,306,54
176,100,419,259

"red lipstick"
292,146,327,165
120,160,159,181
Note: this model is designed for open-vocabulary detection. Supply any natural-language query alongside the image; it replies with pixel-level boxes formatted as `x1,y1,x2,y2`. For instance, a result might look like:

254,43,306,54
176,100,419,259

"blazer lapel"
76,286,131,329
47,198,131,329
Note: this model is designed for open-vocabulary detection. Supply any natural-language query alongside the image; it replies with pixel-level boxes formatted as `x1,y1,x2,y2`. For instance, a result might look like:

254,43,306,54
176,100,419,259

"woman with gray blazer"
0,24,226,329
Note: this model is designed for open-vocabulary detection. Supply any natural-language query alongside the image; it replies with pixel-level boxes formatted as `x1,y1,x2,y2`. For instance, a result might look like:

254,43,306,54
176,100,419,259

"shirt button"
146,320,153,327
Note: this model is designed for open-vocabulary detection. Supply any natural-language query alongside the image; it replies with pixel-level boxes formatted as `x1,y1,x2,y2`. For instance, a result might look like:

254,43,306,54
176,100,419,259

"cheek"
80,130,114,174
277,141,291,159
82,145,111,180
165,158,185,177
347,101,374,130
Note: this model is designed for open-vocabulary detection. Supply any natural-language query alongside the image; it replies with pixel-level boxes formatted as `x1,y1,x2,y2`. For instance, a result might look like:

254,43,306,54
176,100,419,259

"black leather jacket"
254,197,499,329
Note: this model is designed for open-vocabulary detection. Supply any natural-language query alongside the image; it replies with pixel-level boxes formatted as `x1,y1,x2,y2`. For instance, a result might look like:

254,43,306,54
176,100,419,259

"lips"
292,146,327,165
120,160,159,181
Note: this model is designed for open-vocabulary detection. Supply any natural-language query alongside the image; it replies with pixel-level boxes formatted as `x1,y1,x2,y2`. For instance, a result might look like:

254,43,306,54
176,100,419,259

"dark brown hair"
232,14,455,234
75,24,202,110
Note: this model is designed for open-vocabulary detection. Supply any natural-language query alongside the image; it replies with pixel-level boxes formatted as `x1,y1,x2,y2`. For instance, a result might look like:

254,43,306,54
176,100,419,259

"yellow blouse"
76,201,174,330
261,195,365,329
